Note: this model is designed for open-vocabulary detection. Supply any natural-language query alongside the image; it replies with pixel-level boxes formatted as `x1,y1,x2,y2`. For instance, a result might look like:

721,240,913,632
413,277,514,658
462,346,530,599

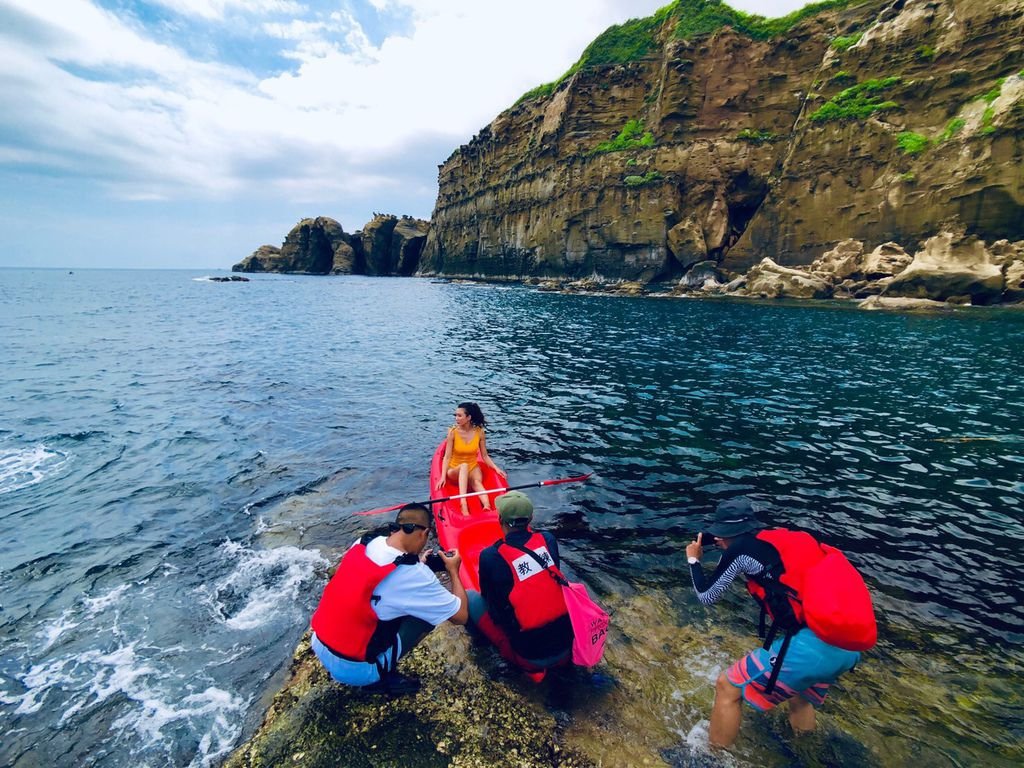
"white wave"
18,638,244,768
15,656,74,715
83,583,131,616
39,611,81,651
112,682,245,768
0,445,70,495
199,540,327,631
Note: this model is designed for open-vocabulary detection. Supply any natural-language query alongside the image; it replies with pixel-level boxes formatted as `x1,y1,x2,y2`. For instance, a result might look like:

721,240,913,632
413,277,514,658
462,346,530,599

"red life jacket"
310,539,404,661
497,532,569,631
746,529,877,652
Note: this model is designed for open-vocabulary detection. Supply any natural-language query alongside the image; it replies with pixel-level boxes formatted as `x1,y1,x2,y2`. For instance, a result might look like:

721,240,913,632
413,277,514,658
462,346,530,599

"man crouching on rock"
310,503,468,695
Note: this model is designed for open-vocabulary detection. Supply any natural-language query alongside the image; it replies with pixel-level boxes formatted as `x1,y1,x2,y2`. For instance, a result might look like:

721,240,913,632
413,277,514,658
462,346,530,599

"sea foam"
0,445,70,495
199,540,327,631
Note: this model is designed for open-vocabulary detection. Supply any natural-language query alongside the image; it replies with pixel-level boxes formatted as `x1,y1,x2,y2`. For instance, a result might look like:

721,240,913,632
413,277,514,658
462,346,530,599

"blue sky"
0,1,811,269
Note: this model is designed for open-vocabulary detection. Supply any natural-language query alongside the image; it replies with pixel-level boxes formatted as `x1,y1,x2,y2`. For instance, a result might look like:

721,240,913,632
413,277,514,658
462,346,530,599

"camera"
424,551,453,572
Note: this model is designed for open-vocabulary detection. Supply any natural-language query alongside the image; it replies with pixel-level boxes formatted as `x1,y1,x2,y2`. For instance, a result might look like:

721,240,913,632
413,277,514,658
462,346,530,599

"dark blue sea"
1,269,1022,767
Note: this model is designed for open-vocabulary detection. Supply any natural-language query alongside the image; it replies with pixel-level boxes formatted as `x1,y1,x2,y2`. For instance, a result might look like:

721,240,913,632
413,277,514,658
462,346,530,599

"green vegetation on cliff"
896,131,929,155
517,0,875,104
938,117,965,142
736,128,781,143
831,31,863,51
624,170,664,186
809,76,901,122
591,119,655,154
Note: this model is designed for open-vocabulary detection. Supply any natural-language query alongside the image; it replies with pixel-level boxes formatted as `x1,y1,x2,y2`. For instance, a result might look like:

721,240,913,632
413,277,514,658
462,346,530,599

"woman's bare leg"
457,463,470,514
471,467,490,510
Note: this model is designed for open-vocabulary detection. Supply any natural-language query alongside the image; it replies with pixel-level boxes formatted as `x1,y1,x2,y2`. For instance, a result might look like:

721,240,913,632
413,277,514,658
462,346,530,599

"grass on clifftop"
809,76,901,122
517,0,875,104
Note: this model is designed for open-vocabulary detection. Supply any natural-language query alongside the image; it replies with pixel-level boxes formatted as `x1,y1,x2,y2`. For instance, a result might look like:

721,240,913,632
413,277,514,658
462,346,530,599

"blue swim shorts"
726,627,861,711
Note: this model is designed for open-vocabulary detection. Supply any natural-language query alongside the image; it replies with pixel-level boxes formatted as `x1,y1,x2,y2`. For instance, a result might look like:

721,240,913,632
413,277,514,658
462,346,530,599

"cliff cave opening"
302,228,335,274
723,171,769,256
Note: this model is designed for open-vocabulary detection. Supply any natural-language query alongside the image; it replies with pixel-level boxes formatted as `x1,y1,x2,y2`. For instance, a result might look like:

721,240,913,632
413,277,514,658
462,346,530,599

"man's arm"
479,547,517,631
686,535,764,606
441,550,469,625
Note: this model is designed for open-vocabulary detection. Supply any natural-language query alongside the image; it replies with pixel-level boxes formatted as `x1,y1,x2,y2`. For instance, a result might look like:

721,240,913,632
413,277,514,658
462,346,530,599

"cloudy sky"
0,0,810,269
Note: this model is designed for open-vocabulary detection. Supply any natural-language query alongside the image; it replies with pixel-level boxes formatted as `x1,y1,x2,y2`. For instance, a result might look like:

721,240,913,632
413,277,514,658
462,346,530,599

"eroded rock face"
884,233,1005,304
741,257,833,299
233,214,429,276
423,0,1024,285
393,216,431,276
858,295,956,311
360,214,431,276
862,242,912,280
233,217,358,274
234,244,287,273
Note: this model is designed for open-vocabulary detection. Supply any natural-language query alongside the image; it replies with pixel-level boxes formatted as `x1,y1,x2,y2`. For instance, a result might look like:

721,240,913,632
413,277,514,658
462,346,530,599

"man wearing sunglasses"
310,503,468,694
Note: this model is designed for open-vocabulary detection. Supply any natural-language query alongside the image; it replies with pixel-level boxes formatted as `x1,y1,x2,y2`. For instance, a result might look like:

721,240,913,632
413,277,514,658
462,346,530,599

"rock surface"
740,257,833,299
234,214,429,276
884,232,1005,304
420,0,1024,287
224,630,595,768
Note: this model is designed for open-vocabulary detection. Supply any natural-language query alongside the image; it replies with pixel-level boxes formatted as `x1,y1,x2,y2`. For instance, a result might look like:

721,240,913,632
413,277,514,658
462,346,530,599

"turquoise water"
1,269,1022,766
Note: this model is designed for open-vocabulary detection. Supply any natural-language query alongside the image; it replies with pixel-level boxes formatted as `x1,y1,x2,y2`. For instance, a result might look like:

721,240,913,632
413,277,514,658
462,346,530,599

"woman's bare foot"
460,504,470,516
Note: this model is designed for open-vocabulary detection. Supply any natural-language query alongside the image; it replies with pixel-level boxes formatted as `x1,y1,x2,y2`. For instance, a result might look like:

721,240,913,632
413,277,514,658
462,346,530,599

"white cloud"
151,0,305,21
0,0,820,208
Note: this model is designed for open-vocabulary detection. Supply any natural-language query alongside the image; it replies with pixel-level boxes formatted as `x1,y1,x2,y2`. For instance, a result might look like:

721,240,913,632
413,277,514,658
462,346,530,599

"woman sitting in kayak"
435,402,506,515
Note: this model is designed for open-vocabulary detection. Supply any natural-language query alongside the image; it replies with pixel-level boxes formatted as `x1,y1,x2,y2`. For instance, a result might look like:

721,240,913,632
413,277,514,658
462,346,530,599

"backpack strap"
504,540,569,586
762,629,794,695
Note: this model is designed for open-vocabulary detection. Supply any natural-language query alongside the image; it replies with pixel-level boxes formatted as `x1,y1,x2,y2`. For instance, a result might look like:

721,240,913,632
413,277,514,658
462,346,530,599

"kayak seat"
454,520,502,571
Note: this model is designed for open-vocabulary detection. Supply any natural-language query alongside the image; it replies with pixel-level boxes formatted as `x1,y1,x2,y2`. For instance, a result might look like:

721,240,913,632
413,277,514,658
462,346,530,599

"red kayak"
428,439,506,592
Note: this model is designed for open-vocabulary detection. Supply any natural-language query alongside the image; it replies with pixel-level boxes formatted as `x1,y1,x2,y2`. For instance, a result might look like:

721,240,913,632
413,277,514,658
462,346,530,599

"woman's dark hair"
457,401,486,428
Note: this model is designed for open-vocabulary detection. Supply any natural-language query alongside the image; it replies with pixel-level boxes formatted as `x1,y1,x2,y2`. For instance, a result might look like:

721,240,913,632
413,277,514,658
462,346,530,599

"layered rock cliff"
419,0,1024,285
233,214,429,276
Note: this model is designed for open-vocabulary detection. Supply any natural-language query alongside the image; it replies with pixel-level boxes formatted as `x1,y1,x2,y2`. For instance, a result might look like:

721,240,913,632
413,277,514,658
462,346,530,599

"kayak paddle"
353,473,593,517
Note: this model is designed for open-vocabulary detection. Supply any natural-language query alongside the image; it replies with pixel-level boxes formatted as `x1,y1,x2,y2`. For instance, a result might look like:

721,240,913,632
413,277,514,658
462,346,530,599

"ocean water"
1,268,1022,767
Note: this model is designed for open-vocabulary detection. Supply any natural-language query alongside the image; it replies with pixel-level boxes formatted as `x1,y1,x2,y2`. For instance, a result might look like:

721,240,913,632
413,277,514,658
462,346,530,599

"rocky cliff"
419,0,1024,288
233,214,429,276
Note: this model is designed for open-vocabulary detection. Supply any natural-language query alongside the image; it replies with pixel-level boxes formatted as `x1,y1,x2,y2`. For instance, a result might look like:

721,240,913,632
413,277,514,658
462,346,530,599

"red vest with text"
497,532,569,631
746,528,876,651
310,541,398,661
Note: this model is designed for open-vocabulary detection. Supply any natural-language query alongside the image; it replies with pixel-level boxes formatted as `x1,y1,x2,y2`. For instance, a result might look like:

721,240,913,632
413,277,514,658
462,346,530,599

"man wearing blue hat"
687,497,862,748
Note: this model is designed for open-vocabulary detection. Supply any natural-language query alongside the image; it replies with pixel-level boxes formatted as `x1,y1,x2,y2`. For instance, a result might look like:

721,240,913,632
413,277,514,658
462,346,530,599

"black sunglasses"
390,522,429,534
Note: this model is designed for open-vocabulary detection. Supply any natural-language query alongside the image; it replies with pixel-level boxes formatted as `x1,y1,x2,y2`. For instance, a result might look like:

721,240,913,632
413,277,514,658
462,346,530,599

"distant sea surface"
1,269,1022,767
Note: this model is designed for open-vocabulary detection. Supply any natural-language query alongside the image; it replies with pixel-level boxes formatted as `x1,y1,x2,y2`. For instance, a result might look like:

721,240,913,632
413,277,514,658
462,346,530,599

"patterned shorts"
726,627,861,711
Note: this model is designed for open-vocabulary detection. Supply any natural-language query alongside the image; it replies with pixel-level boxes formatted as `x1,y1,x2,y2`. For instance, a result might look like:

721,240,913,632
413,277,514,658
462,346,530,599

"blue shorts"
311,632,398,687
726,628,860,711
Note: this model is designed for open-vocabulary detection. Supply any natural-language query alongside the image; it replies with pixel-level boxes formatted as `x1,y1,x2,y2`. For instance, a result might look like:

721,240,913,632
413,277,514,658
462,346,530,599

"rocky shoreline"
459,231,1024,312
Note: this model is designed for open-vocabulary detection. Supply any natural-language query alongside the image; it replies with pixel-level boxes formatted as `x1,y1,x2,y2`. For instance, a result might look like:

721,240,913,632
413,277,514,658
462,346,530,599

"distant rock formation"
361,215,430,276
232,214,429,276
420,0,1024,285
